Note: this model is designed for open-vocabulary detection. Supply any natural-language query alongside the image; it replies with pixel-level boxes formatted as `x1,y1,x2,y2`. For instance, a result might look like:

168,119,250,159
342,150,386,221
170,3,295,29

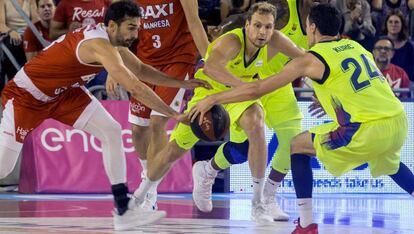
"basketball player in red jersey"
0,1,208,231
107,0,209,210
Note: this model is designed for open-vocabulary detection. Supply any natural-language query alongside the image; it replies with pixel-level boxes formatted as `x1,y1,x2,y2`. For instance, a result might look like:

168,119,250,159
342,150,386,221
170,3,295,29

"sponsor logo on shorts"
16,127,33,141
130,102,146,113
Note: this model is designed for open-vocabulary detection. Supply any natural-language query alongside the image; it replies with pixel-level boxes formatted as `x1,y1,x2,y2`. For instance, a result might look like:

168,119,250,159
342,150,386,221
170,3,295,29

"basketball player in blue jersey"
189,4,414,234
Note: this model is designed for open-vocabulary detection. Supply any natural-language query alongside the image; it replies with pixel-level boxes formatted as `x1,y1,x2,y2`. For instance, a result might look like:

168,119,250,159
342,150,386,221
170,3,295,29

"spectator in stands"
0,0,39,94
333,0,376,50
371,0,414,37
207,0,250,41
23,0,55,60
49,0,111,40
373,36,411,98
382,9,414,87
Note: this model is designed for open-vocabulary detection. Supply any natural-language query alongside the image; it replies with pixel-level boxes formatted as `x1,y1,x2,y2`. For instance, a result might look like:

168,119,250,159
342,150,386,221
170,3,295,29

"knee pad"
223,140,249,164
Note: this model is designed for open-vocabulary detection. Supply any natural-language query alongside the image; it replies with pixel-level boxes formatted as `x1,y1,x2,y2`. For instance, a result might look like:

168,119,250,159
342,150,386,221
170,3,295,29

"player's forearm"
130,82,178,118
118,48,187,88
210,82,261,105
203,63,244,87
139,64,187,88
188,20,209,57
109,66,178,118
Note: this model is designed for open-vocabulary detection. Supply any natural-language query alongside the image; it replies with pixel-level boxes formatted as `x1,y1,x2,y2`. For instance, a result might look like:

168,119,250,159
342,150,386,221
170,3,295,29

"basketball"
190,104,230,142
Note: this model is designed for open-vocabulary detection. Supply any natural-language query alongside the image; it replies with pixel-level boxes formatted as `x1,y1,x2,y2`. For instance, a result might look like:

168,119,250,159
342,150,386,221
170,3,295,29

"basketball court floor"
0,192,413,233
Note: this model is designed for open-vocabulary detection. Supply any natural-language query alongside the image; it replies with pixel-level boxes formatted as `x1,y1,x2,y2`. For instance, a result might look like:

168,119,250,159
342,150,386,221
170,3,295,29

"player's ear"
107,20,118,33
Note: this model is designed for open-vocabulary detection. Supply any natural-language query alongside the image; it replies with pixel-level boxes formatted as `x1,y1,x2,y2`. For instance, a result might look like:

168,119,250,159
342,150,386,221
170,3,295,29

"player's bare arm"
80,38,181,120
117,47,211,90
189,53,323,123
203,34,245,87
267,30,305,59
180,0,209,56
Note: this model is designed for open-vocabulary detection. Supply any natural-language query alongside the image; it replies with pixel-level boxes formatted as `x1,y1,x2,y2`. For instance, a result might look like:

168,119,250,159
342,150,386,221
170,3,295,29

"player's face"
37,0,55,21
115,17,140,47
305,17,317,47
387,15,402,35
373,40,394,64
245,13,274,48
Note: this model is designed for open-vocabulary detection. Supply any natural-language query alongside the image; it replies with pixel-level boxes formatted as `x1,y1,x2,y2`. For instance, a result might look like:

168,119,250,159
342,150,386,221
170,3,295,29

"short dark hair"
375,36,395,49
308,3,341,37
104,1,141,26
246,2,277,23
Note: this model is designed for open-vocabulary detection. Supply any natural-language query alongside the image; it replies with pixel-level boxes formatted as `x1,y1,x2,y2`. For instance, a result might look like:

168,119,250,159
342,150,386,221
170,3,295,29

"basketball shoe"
251,201,274,223
192,160,217,212
113,199,166,231
133,171,158,211
291,219,318,234
263,198,289,221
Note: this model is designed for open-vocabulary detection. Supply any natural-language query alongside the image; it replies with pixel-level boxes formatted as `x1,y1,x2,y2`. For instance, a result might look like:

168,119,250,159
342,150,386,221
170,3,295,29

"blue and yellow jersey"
195,28,267,93
309,39,404,124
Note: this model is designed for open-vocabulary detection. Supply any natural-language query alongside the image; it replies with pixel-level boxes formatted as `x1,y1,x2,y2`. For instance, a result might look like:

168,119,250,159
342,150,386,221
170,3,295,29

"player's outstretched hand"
183,79,212,90
189,97,215,125
105,75,119,98
308,96,326,118
173,112,190,125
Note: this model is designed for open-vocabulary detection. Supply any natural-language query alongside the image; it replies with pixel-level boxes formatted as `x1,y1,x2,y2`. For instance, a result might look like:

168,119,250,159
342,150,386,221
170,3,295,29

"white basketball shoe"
192,160,216,212
113,199,166,231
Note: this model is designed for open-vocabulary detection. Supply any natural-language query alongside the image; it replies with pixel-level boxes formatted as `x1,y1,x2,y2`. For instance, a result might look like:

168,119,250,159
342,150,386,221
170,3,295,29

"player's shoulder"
82,24,110,41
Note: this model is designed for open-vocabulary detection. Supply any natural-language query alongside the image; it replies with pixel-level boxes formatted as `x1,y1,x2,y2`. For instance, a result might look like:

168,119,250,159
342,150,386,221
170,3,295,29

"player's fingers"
189,108,198,123
316,111,326,118
199,112,205,125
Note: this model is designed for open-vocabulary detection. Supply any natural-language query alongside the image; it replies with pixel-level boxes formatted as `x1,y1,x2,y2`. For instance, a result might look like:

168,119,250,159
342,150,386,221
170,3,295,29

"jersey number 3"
152,35,161,48
341,54,384,92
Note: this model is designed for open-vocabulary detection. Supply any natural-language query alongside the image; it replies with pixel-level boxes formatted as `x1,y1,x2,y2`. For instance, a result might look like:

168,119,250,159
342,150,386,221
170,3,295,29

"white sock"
297,198,313,228
263,178,281,203
206,159,219,177
133,179,159,204
139,159,148,172
252,177,265,204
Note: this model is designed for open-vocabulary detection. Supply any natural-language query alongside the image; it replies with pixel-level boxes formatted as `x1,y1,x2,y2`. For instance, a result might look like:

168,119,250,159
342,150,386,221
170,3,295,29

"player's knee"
224,140,249,164
161,142,185,164
131,124,149,138
100,121,122,144
240,105,264,133
149,117,168,134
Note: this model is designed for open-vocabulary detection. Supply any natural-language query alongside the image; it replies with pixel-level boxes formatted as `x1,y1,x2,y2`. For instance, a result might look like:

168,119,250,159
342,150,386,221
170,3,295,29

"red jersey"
382,63,410,97
23,21,50,53
135,0,197,66
20,24,107,100
53,0,111,27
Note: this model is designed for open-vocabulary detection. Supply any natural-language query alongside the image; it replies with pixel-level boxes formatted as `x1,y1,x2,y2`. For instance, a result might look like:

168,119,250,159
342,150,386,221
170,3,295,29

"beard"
116,36,135,47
